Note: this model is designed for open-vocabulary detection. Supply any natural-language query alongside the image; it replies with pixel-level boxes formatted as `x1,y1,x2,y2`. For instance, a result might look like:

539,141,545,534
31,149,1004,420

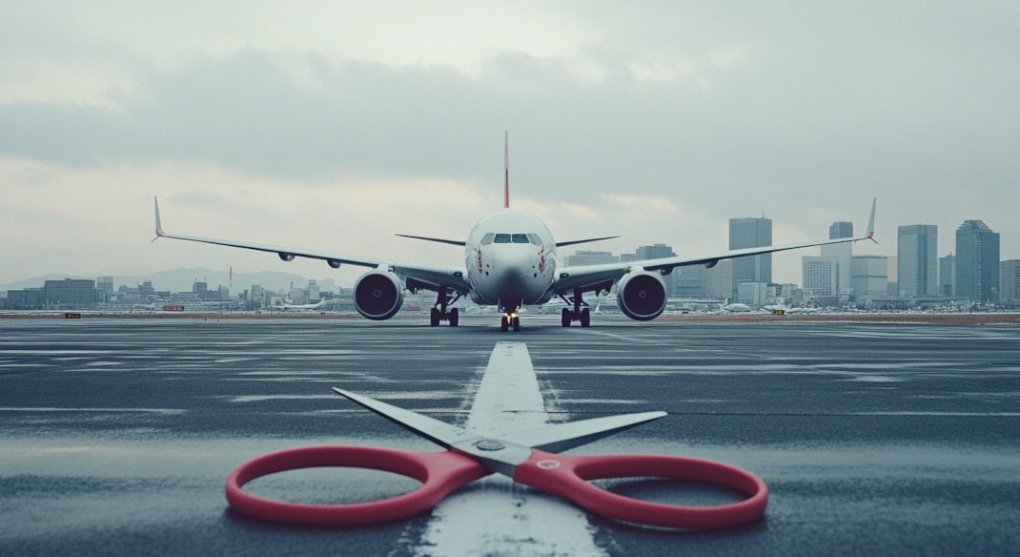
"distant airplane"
719,303,756,313
153,134,876,331
273,299,327,311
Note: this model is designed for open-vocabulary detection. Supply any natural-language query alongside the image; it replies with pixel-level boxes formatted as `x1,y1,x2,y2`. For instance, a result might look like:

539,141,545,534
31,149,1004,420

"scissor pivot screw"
474,439,505,451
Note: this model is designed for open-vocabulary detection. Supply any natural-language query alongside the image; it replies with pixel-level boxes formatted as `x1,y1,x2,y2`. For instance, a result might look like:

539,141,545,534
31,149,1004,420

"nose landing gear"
499,301,522,332
500,313,520,332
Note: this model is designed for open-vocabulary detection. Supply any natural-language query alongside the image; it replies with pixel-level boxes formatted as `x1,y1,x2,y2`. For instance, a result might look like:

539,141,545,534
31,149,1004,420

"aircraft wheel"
430,308,440,327
500,315,509,332
561,308,571,327
512,316,521,332
580,308,591,327
449,308,459,327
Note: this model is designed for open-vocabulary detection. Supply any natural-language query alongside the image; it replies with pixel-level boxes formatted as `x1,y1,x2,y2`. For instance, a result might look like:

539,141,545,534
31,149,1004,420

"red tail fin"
503,130,510,208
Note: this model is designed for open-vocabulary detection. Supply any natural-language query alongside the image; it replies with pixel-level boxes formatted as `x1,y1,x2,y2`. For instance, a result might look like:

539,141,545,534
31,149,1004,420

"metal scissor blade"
500,411,667,454
331,388,479,448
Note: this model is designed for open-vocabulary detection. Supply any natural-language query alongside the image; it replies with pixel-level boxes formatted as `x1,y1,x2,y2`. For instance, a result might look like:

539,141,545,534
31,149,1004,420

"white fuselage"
464,209,558,311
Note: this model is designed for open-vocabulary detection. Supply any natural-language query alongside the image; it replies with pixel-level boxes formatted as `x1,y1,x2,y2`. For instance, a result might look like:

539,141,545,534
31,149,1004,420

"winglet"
152,196,166,242
865,197,877,243
503,130,510,209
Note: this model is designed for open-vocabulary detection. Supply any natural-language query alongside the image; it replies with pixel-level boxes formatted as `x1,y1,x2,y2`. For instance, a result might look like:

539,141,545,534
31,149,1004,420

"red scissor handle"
512,449,768,529
225,446,488,526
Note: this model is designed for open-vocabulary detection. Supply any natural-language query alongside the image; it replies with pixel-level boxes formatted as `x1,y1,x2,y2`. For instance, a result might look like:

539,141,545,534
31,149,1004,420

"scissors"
225,388,768,529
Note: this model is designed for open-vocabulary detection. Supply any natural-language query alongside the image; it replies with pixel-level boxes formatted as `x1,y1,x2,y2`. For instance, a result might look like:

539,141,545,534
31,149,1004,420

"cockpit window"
492,232,538,244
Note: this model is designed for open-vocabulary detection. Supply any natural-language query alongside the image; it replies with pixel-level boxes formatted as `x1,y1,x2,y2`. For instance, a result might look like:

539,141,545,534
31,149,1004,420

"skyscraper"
729,216,772,297
821,222,853,300
1001,260,1020,306
955,220,1000,303
939,254,955,297
897,225,938,298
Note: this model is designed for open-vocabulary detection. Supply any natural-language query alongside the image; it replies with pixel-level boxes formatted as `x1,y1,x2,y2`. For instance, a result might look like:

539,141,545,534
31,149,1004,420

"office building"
564,250,618,267
939,255,955,298
42,279,99,308
821,222,853,301
737,282,769,305
955,220,1000,303
706,260,733,300
5,288,43,309
886,257,899,296
1001,260,1020,306
674,264,709,298
97,276,114,295
729,216,772,297
851,255,889,296
802,256,839,299
897,225,938,298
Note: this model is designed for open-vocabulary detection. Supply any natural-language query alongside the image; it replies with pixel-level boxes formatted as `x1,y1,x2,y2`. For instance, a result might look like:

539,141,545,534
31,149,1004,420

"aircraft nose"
496,248,536,274
490,248,536,289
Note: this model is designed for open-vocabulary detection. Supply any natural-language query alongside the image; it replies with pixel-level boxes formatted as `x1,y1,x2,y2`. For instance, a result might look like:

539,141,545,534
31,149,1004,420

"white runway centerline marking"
416,342,605,557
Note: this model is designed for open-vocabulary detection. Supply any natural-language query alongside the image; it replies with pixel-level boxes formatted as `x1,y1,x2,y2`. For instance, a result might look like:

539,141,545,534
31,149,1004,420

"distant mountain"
1,268,340,294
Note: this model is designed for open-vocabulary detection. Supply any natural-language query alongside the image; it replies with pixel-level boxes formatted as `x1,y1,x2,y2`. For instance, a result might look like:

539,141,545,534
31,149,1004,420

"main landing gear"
560,288,591,327
429,288,461,327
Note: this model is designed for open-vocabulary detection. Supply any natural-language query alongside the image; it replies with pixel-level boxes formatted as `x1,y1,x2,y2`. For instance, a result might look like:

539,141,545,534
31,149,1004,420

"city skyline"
3,4,1020,287
1,214,1012,294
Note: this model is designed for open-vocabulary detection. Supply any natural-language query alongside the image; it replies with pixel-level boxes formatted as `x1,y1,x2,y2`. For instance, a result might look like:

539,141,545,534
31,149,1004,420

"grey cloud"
2,27,1019,223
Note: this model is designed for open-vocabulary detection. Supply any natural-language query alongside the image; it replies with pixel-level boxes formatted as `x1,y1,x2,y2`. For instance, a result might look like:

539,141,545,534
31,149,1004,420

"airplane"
273,299,327,311
719,303,757,313
153,137,877,332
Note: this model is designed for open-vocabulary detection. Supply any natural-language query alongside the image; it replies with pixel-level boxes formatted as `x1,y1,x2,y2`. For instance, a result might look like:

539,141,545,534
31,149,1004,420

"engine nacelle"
616,270,667,321
353,271,404,320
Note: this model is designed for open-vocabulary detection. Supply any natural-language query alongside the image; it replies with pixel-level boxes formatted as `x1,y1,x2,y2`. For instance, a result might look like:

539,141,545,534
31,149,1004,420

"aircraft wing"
153,197,470,293
553,198,877,295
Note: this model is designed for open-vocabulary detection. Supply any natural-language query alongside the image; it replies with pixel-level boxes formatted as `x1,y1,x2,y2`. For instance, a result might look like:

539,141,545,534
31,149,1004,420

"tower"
955,220,1000,303
729,216,772,297
821,222,853,301
897,225,938,298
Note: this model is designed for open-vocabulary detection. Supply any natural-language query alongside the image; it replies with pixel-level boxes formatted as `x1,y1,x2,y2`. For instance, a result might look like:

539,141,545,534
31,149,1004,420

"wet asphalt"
1,315,1018,556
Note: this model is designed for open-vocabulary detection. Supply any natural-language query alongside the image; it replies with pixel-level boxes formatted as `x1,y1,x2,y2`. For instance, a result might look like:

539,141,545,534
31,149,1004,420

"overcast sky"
2,1,1018,287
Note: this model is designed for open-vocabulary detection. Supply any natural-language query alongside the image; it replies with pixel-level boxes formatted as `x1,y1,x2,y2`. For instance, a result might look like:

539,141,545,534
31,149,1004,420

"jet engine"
616,270,667,321
354,271,404,320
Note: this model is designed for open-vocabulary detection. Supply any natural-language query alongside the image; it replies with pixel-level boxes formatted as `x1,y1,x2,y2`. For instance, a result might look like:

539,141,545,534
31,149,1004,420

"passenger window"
512,233,530,244
494,233,511,243
481,233,495,245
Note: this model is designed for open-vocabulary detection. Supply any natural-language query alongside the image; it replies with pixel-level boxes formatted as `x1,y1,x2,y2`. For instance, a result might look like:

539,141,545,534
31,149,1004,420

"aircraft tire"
512,316,521,332
500,315,509,332
449,308,459,327
561,308,571,327
580,308,590,327
430,308,440,326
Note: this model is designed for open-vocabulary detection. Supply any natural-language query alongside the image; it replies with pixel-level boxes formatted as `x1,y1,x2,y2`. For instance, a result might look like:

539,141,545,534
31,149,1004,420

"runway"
2,316,1019,556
